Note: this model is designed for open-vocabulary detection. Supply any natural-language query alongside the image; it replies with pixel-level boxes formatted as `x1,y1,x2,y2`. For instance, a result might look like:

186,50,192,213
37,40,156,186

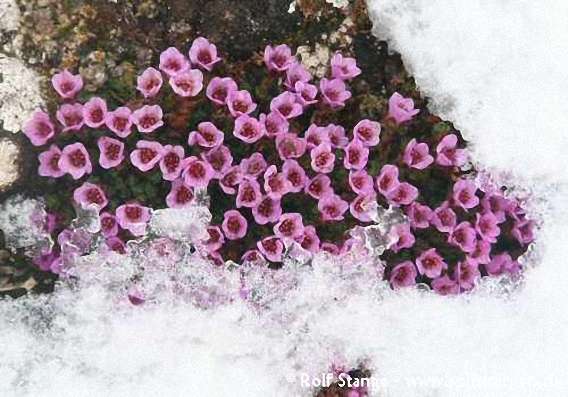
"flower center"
49,154,61,171
176,185,194,204
140,148,157,164
189,162,206,178
140,115,157,129
105,143,121,160
90,108,103,123
86,188,104,204
69,149,86,168
164,152,180,172
125,206,142,221
198,50,212,64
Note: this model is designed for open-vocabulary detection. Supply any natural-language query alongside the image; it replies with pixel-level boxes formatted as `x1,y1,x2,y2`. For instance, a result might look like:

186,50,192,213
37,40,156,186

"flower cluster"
23,37,535,294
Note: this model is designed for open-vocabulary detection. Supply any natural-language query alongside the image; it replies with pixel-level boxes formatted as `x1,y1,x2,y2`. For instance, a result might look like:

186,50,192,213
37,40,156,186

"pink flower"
58,142,92,179
512,219,535,245
431,203,457,233
390,261,417,289
24,110,55,146
274,213,304,240
320,78,351,109
257,236,284,262
276,133,306,160
204,225,225,252
376,164,400,195
182,156,214,188
159,47,190,76
51,69,83,98
83,97,107,128
252,196,282,225
305,174,333,199
485,253,520,276
264,165,292,199
100,212,118,237
169,69,204,97
343,138,369,170
227,90,257,117
136,67,163,98
285,62,311,88
206,77,237,105
73,182,108,212
481,193,511,223
448,221,477,253
38,145,65,177
407,202,433,229
318,194,349,221
264,44,294,72
105,106,133,138
236,178,262,208
436,134,467,167
188,121,224,148
349,169,374,195
56,103,84,132
388,223,415,253
240,153,267,179
386,182,419,206
475,212,501,243
202,145,233,178
159,145,185,181
310,143,335,173
353,119,381,147
260,112,289,138
233,114,264,143
270,91,303,119
296,225,320,253
456,258,480,290
469,239,492,265
283,159,307,192
222,210,248,240
431,276,459,295
130,140,164,172
241,250,264,264
388,92,419,124
107,237,127,255
330,53,361,80
350,193,377,222
328,124,349,148
321,242,340,255
453,179,479,210
116,203,151,236
294,82,318,107
189,37,221,71
97,136,125,169
403,139,434,170
131,105,164,133
305,124,331,149
219,166,243,195
166,179,195,208
416,248,448,278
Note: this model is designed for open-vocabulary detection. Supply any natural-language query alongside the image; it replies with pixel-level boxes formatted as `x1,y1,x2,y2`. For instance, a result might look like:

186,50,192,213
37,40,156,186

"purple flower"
169,69,204,97
390,261,417,289
264,44,294,72
305,174,332,199
328,124,349,148
349,169,374,195
56,103,84,132
296,225,321,253
343,138,369,170
431,203,457,233
320,78,351,109
130,140,164,172
456,258,481,290
136,67,163,98
283,159,307,192
166,179,195,208
188,121,224,148
233,114,264,143
236,178,262,208
436,134,467,167
182,156,214,188
52,69,83,99
222,210,248,240
453,179,479,210
276,133,306,160
512,219,535,245
448,221,477,253
270,91,303,119
285,62,311,88
73,182,108,212
131,105,163,133
376,164,400,195
260,112,289,138
202,145,233,178
252,196,282,225
475,212,501,243
227,89,257,117
388,92,419,124
310,143,335,173
107,237,127,255
274,213,304,240
388,223,415,253
264,165,292,199
38,145,64,177
241,250,264,264
204,225,225,252
294,81,318,107
318,194,349,222
403,139,434,170
159,145,185,181
83,97,108,128
189,37,221,71
469,239,492,265
416,248,448,278
116,202,151,236
206,77,237,105
100,211,118,237
97,136,125,169
257,236,284,262
353,119,381,147
24,110,55,146
240,153,267,179
35,251,62,273
305,124,331,149
321,242,340,255
331,53,361,80
159,47,190,76
219,166,243,195
349,193,377,222
58,142,92,179
431,276,459,295
481,193,511,223
407,202,433,229
485,253,520,276
386,182,419,206
105,106,133,138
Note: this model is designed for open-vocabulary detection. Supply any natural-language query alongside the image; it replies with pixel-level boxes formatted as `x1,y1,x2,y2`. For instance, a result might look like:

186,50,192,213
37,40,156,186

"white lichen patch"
326,0,349,9
297,43,331,78
0,138,19,191
0,0,20,33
